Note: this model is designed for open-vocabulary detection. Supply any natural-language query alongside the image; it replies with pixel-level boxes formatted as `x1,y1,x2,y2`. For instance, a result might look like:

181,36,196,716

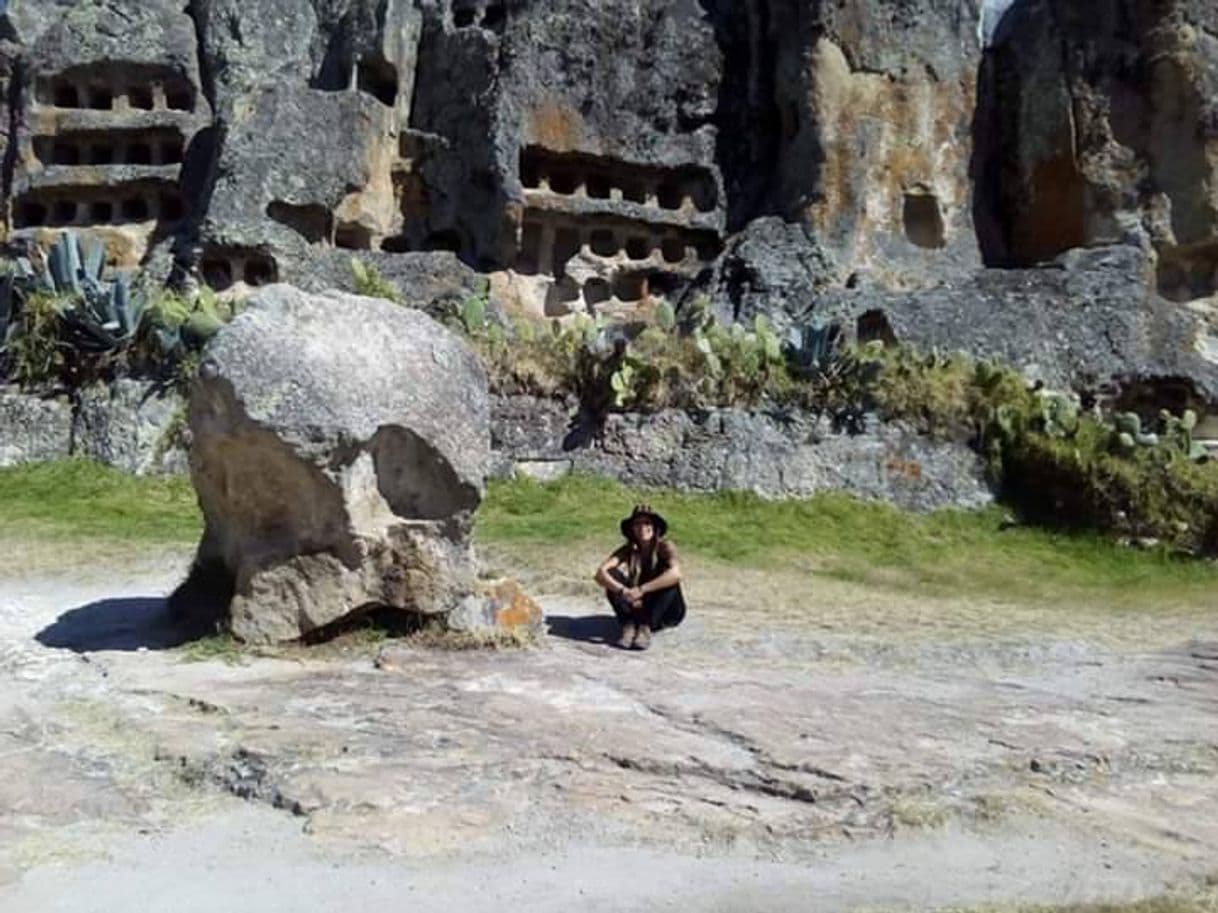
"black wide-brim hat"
620,504,668,540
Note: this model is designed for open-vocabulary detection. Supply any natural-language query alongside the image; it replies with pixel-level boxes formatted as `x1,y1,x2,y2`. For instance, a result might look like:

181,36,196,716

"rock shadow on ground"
35,596,217,652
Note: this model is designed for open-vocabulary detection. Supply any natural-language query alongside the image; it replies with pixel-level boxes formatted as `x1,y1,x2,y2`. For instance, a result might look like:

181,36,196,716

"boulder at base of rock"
447,579,546,637
173,284,490,645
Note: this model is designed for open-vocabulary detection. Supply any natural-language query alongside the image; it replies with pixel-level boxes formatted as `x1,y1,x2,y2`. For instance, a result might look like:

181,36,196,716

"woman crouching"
595,504,686,650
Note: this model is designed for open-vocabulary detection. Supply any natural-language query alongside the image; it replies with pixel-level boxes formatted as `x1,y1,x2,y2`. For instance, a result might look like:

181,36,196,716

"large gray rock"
0,388,73,466
179,284,491,644
73,380,187,475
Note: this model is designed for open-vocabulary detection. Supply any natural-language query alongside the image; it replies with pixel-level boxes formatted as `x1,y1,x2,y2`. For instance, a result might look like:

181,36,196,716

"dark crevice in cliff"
2,54,21,212
701,0,783,233
176,1,223,279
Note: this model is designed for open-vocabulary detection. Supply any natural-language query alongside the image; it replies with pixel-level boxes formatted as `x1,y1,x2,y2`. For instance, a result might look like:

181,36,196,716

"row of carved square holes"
549,274,652,307
518,223,715,276
202,256,276,290
39,80,193,112
521,164,716,214
33,135,185,167
15,192,187,229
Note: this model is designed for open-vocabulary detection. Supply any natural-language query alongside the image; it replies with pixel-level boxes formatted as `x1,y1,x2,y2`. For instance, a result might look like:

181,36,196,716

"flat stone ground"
1,548,1216,912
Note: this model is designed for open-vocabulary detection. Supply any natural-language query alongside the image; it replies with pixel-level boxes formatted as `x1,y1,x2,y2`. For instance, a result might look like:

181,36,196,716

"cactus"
610,360,636,407
1113,412,1141,436
655,300,675,331
460,294,487,334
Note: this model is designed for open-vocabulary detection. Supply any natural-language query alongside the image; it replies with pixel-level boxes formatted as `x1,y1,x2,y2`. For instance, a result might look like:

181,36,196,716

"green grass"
478,474,1218,608
0,459,200,544
3,461,1216,609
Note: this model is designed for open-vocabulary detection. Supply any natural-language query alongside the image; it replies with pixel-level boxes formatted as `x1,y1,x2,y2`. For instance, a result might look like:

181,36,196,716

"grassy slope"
2,461,1216,609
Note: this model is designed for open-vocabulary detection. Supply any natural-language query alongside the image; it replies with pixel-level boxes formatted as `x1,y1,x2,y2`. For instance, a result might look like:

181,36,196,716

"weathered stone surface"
490,395,992,512
74,380,187,475
181,284,491,644
0,388,72,466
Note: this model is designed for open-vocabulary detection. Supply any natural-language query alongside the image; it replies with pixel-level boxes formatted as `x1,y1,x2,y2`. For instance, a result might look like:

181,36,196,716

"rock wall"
1,0,1218,410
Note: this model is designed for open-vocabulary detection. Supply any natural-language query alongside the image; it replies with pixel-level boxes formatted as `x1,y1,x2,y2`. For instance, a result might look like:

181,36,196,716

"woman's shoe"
632,624,652,650
616,622,637,649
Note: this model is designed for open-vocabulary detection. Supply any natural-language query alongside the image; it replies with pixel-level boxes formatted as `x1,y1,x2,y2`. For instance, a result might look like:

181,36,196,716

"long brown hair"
624,532,660,585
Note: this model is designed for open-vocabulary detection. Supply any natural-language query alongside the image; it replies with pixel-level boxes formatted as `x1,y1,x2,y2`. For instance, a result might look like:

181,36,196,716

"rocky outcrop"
491,395,993,512
0,387,73,466
177,285,490,644
75,379,187,475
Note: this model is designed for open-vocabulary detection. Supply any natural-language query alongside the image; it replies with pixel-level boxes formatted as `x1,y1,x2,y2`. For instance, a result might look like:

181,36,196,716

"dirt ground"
1,545,1216,912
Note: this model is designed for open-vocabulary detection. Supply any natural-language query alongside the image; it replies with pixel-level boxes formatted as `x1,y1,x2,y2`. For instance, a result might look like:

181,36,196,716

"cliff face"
2,1,1217,397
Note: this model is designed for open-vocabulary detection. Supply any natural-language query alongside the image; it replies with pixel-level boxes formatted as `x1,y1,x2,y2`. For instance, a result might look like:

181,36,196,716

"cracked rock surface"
2,555,1217,910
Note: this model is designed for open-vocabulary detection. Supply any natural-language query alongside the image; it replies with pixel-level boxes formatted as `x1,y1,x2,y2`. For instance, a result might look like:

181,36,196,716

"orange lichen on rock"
485,579,545,630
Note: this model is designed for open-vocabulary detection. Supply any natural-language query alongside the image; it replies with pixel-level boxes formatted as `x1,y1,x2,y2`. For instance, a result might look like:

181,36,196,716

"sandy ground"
0,549,1216,912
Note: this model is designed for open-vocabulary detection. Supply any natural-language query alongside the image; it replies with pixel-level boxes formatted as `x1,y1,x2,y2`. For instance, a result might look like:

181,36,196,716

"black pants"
605,567,686,631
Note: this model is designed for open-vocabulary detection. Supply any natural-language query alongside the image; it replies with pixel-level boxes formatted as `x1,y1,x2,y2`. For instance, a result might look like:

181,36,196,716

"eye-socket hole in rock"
121,197,149,221
128,86,154,110
52,200,77,225
90,201,114,223
625,237,650,261
857,309,899,347
620,181,647,204
159,193,186,222
423,230,462,254
661,238,686,264
86,86,112,110
585,174,611,200
165,85,193,111
686,177,716,213
53,82,79,108
17,200,48,228
160,139,184,164
453,6,477,28
357,59,398,107
584,278,611,307
202,258,233,290
544,277,580,317
370,425,480,521
481,2,506,30
613,274,646,302
126,143,152,165
267,201,332,245
548,171,579,195
335,223,374,250
903,191,946,250
51,142,79,165
553,227,581,274
657,183,684,210
244,257,277,287
517,222,542,275
90,144,115,165
589,229,618,257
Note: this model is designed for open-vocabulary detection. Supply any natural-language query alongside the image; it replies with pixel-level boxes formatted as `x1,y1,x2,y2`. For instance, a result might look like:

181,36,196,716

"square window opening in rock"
160,139,185,164
625,237,650,261
86,87,113,110
128,86,154,110
686,177,716,213
121,197,150,221
548,171,580,195
519,155,541,189
454,6,477,28
552,227,581,274
17,200,49,228
544,277,581,317
51,142,80,166
126,143,152,165
620,181,647,204
357,60,398,107
584,278,612,307
244,259,276,287
585,174,611,200
335,223,374,250
657,183,684,210
661,238,687,264
90,145,115,165
903,192,946,250
90,201,114,223
53,82,80,108
613,274,646,302
52,200,77,225
202,258,234,290
380,235,412,253
589,229,618,257
165,86,193,111
694,237,722,261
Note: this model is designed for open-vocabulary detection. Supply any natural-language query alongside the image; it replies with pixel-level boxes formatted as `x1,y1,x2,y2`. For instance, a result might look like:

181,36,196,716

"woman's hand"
624,586,644,608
